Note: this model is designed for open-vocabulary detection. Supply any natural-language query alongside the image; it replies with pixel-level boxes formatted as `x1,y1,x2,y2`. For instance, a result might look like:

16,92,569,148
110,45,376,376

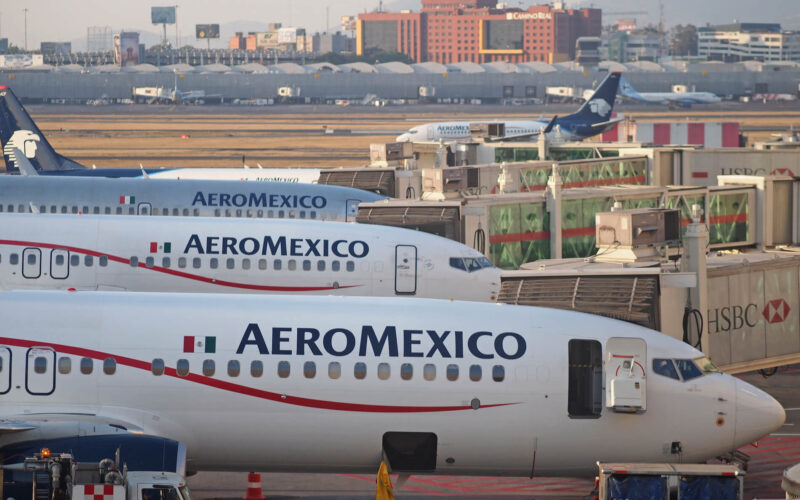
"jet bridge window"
568,339,603,418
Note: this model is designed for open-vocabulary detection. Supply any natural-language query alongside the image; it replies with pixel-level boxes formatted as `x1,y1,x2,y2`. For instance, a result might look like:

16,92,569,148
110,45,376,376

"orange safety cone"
243,472,264,500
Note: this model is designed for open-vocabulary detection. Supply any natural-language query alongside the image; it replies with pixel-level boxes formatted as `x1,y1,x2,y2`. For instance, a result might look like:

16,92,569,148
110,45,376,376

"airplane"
395,72,623,144
0,85,319,181
133,73,223,105
0,290,784,490
0,175,385,222
618,76,722,106
0,213,500,302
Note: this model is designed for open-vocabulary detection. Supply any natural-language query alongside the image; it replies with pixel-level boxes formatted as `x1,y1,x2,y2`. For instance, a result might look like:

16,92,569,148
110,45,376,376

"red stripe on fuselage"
0,336,516,413
0,239,359,292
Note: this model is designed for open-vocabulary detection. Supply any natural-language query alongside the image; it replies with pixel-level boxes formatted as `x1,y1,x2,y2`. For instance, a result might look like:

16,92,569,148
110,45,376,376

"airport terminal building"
357,0,600,64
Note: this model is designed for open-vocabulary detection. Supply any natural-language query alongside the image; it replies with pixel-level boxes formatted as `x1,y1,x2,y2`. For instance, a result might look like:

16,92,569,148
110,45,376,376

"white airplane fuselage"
397,120,563,143
0,292,784,476
145,168,322,183
629,92,722,105
0,213,499,301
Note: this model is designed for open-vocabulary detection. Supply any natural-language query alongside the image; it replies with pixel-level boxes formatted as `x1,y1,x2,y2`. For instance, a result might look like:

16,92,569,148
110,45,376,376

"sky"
5,0,800,51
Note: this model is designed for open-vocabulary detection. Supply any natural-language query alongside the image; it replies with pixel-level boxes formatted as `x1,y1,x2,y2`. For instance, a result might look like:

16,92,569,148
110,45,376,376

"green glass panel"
561,196,613,259
488,204,522,269
709,192,749,245
520,202,550,263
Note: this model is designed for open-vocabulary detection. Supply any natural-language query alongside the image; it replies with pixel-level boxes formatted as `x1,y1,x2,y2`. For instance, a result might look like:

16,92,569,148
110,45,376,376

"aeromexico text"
184,235,369,258
237,323,527,360
192,192,326,209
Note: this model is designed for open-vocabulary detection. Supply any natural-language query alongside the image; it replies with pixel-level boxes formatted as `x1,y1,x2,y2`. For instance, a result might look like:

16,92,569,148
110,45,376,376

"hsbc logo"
771,168,795,176
763,299,791,324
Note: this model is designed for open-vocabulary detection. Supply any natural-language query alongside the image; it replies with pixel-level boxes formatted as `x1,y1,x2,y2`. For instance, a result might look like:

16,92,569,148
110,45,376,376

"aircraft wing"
590,115,625,129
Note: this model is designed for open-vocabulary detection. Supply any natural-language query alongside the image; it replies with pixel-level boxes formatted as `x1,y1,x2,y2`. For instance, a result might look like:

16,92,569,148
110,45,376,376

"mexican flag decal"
150,241,172,253
184,336,216,353
119,195,136,205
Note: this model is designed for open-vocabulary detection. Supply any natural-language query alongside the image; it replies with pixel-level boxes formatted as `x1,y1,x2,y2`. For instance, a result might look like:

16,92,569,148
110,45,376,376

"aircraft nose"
396,134,410,142
734,378,785,446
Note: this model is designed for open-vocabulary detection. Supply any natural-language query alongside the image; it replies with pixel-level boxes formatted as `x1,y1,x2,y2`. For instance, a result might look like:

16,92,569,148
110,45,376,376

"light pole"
23,8,28,51
174,5,179,48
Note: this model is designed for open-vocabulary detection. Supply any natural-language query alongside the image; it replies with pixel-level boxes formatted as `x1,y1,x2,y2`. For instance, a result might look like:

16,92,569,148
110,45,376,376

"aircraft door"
426,125,434,140
0,347,11,394
22,248,42,279
137,202,152,215
26,347,55,395
605,337,647,413
394,245,417,295
50,249,69,279
346,199,360,222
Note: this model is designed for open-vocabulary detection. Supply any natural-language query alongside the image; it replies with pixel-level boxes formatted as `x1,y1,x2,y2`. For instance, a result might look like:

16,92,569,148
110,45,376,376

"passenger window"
183,208,189,216
82,206,89,214
423,364,435,381
288,260,297,271
278,210,285,218
58,357,71,374
332,261,340,272
27,253,36,265
225,209,231,217
449,257,466,271
247,209,253,217
70,255,80,267
84,255,93,267
228,360,240,377
653,359,680,381
210,258,218,269
258,259,267,270
469,365,482,381
176,359,190,377
99,255,108,267
34,356,47,374
242,259,250,270
9,253,18,265
6,205,12,212
80,357,93,374
303,361,316,378
18,204,24,213
104,207,111,214
354,362,367,380
446,364,458,381
675,359,703,381
492,365,505,382
274,259,282,270
203,359,215,376
303,260,311,271
268,210,274,218
278,360,290,378
130,256,139,267
162,258,170,268
193,208,199,216
310,211,317,219
214,209,221,217
115,207,122,214
172,208,179,216
151,359,165,376
162,208,169,216
401,363,413,380
378,363,390,380
250,360,263,377
328,362,341,379
178,257,186,268
193,258,201,269
145,256,154,268
72,206,78,214
300,210,306,219
103,358,116,375
317,260,325,271
226,258,235,270
346,261,355,272
289,210,295,218
128,207,135,215
257,210,263,217
41,205,48,213
50,205,57,213
235,209,242,217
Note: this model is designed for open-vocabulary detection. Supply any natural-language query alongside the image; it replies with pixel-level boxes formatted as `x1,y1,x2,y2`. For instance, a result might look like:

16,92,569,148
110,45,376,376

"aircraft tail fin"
618,76,644,100
561,72,621,124
0,86,86,173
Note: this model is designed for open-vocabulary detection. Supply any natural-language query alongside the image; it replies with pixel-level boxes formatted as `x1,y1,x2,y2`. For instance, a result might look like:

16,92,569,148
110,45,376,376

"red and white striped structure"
72,484,125,500
602,121,740,148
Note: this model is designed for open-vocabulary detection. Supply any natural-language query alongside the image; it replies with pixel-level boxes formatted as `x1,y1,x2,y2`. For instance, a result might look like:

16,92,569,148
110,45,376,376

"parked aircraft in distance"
619,76,722,106
0,176,385,222
396,72,623,143
0,213,499,301
0,291,784,482
0,85,319,181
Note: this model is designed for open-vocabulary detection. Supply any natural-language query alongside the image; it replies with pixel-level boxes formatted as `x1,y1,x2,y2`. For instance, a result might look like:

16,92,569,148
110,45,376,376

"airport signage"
236,323,527,359
151,6,177,24
196,24,220,39
708,304,759,333
183,235,370,258
506,12,553,20
191,192,327,209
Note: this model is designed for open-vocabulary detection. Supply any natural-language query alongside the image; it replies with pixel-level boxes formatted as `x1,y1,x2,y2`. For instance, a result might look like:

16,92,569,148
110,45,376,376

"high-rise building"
357,0,600,63
698,23,800,63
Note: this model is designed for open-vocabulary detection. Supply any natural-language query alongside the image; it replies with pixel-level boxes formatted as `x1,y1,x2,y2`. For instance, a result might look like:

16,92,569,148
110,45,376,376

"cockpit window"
693,356,719,374
450,256,494,272
674,359,704,381
652,359,680,380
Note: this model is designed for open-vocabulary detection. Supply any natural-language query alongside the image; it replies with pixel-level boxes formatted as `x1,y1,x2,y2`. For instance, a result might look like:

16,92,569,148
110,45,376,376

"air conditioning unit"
595,208,681,262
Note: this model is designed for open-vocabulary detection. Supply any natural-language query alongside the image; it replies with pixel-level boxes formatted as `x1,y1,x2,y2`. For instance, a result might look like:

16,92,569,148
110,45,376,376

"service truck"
6,450,192,500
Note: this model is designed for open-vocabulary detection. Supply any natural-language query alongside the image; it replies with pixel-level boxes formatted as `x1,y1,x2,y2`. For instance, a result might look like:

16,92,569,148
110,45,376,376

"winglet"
140,164,150,178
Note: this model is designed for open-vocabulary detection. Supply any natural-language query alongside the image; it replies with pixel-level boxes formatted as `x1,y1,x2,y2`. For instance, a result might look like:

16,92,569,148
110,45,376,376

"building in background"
698,23,800,62
605,30,660,62
87,26,113,53
0,39,9,55
356,0,600,63
40,42,72,56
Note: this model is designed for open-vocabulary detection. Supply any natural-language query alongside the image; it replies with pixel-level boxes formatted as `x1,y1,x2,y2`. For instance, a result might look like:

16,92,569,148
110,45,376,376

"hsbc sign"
763,299,791,324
